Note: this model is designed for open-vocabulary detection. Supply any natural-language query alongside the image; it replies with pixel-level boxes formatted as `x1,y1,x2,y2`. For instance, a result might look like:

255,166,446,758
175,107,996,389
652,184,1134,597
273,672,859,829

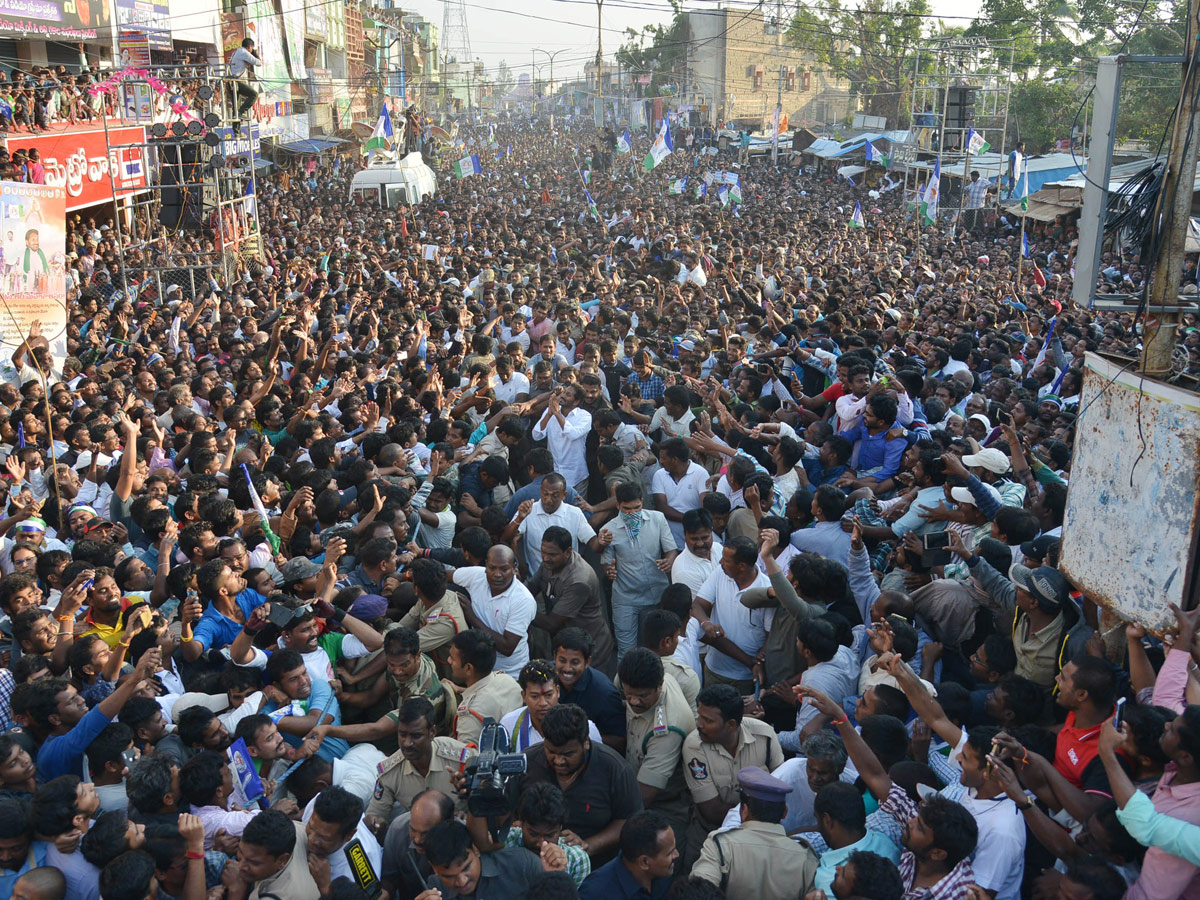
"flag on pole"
487,123,496,145
643,119,674,171
1019,162,1030,211
729,183,743,205
718,186,730,207
920,158,941,225
581,170,590,184
506,143,512,157
585,189,599,221
1032,317,1059,373
849,201,865,229
617,128,632,154
669,176,688,194
1022,233,1030,258
967,128,991,156
453,154,483,179
695,181,706,199
241,464,281,554
363,105,395,155
864,141,890,168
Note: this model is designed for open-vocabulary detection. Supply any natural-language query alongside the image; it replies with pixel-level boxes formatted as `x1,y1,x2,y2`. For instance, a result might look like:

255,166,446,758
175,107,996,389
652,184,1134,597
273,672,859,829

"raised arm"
796,685,892,801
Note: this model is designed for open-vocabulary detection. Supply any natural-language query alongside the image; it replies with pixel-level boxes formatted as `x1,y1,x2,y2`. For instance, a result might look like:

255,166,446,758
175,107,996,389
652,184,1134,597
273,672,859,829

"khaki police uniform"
682,718,784,810
397,591,466,677
454,670,523,746
385,652,456,735
692,820,819,899
366,736,476,820
622,673,696,853
662,655,700,714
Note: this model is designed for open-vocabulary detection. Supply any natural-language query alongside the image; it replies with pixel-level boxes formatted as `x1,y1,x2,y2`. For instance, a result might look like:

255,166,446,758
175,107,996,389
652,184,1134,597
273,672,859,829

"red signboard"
2,125,148,210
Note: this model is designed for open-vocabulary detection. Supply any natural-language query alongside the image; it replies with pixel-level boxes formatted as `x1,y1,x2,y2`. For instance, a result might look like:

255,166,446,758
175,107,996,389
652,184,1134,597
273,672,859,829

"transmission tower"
441,0,472,65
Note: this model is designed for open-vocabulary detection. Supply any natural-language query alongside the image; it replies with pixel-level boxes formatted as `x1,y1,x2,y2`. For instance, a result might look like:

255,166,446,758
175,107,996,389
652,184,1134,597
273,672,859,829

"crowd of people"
0,110,1194,900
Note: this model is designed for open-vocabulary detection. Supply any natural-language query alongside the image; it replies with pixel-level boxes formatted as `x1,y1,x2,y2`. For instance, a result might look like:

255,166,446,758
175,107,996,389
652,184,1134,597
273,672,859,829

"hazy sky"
399,0,985,80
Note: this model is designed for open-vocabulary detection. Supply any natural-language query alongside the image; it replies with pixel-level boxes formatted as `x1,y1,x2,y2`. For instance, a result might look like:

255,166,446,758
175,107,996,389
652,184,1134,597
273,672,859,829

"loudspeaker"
946,86,976,131
155,139,204,229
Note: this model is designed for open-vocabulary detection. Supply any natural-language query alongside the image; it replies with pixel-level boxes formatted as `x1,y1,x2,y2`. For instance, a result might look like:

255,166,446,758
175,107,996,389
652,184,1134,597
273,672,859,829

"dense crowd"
0,111,1193,900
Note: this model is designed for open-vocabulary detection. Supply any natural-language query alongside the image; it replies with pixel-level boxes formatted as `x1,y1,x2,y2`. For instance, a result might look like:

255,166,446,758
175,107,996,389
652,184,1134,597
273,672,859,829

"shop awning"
276,137,347,154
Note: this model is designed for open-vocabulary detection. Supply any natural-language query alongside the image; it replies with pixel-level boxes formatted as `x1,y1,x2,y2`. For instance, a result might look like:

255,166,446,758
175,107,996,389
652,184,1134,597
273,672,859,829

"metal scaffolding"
101,64,264,299
898,37,1015,211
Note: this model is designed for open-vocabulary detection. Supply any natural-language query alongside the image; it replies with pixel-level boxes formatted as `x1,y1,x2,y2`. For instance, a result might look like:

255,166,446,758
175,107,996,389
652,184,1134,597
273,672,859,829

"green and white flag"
453,154,482,179
669,176,688,194
1018,162,1030,211
967,128,990,156
850,201,865,229
920,158,941,225
643,119,674,171
363,105,395,156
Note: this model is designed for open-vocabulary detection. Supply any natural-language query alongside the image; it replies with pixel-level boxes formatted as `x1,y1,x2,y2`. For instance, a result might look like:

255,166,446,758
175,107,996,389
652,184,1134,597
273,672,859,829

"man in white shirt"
651,437,710,549
692,537,772,693
492,356,530,404
228,38,263,118
453,545,537,677
671,508,723,595
505,473,596,574
302,786,384,896
531,384,591,490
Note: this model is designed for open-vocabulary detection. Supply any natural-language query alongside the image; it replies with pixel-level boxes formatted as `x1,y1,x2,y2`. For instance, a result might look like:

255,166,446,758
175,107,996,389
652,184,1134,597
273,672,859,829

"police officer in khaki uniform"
683,684,784,834
450,630,523,745
617,648,696,856
365,697,476,832
396,559,466,677
692,767,819,900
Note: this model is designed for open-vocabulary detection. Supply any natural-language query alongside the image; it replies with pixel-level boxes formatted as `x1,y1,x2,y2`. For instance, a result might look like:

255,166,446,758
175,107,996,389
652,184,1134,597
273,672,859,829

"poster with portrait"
0,182,67,367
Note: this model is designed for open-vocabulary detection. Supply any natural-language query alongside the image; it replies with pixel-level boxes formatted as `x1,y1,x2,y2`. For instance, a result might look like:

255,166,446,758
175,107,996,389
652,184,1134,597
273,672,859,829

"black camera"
465,719,526,822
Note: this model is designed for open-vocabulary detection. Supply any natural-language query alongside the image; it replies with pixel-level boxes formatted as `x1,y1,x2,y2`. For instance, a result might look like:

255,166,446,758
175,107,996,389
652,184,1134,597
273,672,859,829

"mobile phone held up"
921,531,953,567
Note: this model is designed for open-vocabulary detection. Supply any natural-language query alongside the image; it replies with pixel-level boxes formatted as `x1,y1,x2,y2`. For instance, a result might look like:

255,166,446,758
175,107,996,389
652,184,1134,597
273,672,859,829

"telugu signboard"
0,0,103,38
0,182,67,363
2,126,149,210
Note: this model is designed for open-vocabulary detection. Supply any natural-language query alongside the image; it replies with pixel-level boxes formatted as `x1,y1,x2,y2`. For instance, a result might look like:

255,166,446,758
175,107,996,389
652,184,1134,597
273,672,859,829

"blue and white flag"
849,202,865,229
453,154,483,179
643,119,673,171
617,128,632,154
585,189,599,220
363,105,394,156
228,738,267,807
1022,233,1031,258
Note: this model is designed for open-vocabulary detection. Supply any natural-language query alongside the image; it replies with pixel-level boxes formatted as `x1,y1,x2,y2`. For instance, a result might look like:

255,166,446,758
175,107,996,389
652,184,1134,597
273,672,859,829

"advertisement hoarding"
0,182,67,364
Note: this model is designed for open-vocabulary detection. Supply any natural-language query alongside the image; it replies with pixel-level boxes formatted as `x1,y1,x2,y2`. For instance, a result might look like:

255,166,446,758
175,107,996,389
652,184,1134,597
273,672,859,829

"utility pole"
772,64,783,165
596,0,604,126
1144,0,1200,378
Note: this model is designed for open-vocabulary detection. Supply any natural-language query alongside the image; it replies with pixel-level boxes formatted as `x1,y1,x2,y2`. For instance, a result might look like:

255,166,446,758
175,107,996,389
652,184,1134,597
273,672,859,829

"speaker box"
946,86,976,131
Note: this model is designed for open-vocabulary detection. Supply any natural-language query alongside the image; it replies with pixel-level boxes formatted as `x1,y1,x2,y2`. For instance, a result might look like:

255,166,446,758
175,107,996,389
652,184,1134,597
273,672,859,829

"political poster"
0,182,67,365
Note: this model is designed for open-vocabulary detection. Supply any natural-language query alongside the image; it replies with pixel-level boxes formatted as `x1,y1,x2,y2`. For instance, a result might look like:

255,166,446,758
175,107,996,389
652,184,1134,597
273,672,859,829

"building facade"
686,7,853,130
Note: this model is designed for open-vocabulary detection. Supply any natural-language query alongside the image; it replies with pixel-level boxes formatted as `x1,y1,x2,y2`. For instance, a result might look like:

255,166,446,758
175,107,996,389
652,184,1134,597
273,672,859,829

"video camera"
465,718,526,823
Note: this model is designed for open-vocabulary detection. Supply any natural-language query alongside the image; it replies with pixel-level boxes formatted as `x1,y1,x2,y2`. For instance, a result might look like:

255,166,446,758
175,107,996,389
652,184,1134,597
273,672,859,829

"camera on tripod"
465,718,526,821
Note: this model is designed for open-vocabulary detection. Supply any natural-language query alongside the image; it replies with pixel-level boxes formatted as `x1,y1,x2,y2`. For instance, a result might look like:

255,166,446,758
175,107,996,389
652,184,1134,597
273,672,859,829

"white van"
349,151,438,208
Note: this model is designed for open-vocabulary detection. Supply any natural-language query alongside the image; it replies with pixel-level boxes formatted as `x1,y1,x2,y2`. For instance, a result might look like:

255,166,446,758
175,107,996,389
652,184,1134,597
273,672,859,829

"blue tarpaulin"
276,137,347,154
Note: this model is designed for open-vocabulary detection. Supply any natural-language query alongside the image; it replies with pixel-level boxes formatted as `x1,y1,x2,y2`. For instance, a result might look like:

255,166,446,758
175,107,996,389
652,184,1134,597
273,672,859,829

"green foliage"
616,1,689,98
1010,80,1082,152
786,0,930,128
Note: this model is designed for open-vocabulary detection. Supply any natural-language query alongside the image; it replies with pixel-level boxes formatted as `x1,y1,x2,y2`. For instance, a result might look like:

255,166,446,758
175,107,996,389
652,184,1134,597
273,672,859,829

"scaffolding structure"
101,64,264,300
900,37,1015,210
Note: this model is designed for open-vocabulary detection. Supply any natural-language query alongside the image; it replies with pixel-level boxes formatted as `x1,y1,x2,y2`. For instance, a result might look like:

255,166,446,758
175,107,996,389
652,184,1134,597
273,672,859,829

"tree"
494,59,515,98
615,1,688,99
787,0,930,128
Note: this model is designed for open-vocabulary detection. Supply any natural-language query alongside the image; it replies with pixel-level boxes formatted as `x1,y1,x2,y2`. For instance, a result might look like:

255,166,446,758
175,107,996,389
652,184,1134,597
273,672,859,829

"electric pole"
596,0,604,126
1143,0,1200,378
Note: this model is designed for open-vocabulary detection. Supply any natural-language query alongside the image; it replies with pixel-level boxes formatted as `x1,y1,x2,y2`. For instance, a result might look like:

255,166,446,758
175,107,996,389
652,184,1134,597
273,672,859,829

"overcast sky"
399,0,985,80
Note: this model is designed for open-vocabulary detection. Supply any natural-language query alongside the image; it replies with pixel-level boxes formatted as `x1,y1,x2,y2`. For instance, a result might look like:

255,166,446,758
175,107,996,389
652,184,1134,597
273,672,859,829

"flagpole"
1017,211,1026,297
573,153,608,233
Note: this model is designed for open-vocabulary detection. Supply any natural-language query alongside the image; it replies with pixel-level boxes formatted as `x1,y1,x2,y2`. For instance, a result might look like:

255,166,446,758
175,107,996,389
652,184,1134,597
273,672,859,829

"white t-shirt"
697,567,774,681
671,542,722,596
652,461,709,549
516,501,596,573
453,566,537,677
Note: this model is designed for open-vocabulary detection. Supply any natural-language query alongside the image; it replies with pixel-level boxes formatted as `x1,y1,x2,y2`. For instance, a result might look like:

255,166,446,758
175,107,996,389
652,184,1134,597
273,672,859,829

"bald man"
12,868,67,900
380,789,455,897
452,545,538,678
